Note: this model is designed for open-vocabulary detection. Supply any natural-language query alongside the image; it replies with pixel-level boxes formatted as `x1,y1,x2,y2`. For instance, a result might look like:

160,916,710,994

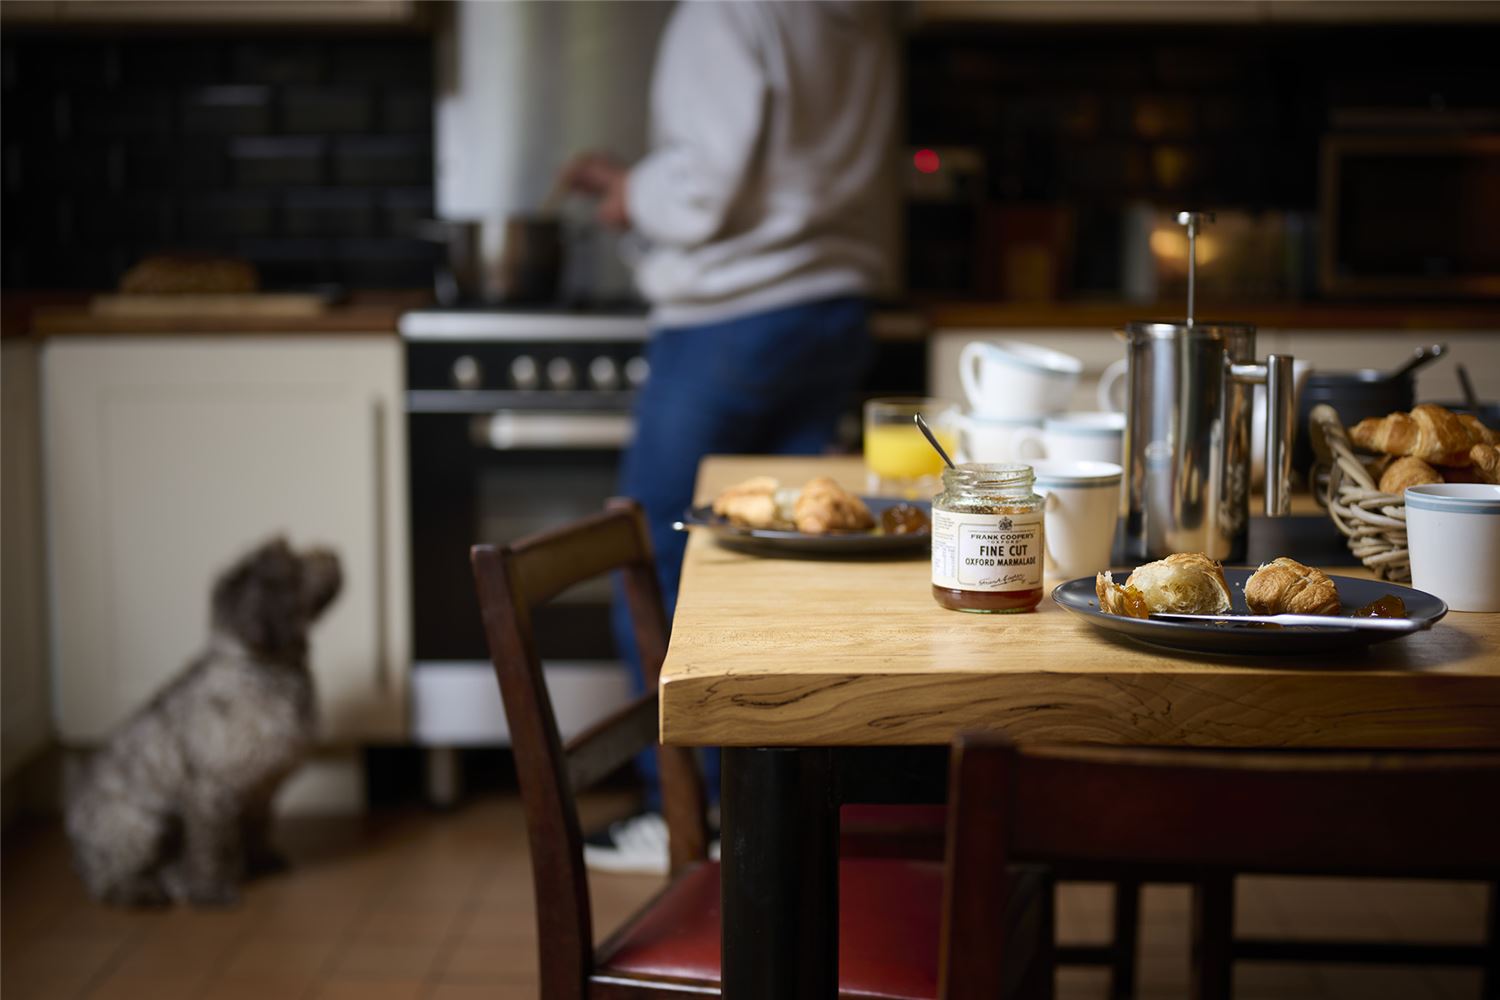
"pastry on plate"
1350,404,1491,467
1096,552,1232,619
793,476,874,534
712,476,782,529
1244,557,1341,616
1378,456,1442,494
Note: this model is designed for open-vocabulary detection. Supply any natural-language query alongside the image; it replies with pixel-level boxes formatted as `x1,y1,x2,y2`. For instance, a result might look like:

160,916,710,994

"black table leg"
720,747,839,999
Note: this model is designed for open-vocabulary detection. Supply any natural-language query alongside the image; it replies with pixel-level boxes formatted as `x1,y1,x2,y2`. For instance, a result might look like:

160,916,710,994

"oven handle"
477,411,635,450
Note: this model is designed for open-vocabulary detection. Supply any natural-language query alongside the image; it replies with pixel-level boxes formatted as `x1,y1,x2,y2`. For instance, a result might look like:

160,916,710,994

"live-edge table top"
658,456,1500,749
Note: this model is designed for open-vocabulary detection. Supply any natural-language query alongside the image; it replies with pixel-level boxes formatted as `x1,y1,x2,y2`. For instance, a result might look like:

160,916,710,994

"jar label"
931,509,1044,592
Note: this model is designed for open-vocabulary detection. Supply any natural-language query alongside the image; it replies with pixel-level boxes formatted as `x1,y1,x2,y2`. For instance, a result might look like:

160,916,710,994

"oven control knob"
510,355,540,391
624,356,650,388
452,355,483,391
588,356,620,390
546,357,577,391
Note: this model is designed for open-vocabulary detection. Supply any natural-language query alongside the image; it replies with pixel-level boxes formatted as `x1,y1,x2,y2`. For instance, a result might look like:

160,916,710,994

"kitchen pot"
1292,344,1445,479
418,215,564,306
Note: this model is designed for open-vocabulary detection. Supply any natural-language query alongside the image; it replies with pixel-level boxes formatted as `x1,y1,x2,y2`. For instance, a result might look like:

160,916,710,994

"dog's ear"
212,538,308,656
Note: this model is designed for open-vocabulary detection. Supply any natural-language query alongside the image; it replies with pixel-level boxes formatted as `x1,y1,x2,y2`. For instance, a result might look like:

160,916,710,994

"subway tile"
230,40,326,86
331,42,430,86
382,89,431,133
231,136,327,187
380,187,433,238
283,189,375,238
180,192,275,239
282,86,374,134
180,85,272,135
332,135,428,186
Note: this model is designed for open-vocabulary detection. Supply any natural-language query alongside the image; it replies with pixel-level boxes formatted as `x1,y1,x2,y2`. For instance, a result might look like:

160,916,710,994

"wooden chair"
944,733,1500,1000
474,499,1047,999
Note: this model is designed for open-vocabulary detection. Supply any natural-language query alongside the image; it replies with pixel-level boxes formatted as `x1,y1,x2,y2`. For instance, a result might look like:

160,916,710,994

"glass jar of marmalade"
931,463,1044,613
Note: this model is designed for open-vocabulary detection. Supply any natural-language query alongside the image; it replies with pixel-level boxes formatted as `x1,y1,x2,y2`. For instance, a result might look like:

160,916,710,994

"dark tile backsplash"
1,34,435,290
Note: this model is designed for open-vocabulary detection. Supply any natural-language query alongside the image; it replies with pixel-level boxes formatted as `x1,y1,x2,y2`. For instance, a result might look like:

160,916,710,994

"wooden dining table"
657,454,1500,1000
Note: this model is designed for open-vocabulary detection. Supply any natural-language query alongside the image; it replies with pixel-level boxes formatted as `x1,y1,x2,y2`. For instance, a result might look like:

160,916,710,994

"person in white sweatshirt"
562,0,898,873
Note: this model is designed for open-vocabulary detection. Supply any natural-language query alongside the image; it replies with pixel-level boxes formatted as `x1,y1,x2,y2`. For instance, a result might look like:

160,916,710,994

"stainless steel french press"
1120,211,1295,562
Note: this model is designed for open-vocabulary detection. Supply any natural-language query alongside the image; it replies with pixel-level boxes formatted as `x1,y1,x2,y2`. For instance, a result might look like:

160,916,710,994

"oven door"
408,397,638,744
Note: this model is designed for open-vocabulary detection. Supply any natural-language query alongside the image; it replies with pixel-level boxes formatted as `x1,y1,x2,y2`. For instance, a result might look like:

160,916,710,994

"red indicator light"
913,148,940,174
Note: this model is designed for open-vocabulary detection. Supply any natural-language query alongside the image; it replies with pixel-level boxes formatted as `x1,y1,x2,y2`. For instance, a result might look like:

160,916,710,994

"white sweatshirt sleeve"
626,3,768,249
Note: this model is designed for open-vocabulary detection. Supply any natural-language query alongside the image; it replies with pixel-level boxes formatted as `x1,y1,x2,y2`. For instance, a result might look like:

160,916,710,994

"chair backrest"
940,733,1500,1000
471,498,707,1000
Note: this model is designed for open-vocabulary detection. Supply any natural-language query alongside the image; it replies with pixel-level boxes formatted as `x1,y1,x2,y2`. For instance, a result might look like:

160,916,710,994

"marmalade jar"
930,463,1044,613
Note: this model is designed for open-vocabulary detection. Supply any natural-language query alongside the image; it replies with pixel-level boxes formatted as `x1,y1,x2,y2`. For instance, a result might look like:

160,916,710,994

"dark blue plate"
675,497,930,556
1052,567,1447,655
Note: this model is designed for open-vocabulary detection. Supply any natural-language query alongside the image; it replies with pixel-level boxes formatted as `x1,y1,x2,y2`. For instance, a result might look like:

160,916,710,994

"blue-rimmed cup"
1405,483,1500,612
1031,459,1123,579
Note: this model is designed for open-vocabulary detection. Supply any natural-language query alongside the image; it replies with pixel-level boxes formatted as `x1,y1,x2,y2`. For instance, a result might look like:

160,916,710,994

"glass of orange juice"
864,397,959,498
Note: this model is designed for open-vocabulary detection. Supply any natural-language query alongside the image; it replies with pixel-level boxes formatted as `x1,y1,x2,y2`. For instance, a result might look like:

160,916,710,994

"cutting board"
90,294,330,318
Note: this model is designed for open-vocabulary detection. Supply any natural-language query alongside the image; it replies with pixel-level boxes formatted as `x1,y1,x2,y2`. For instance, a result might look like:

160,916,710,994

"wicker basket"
1307,403,1410,582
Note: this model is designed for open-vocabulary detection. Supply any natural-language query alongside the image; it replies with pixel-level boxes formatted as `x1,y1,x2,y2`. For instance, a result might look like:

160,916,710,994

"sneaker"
583,811,721,874
584,811,670,874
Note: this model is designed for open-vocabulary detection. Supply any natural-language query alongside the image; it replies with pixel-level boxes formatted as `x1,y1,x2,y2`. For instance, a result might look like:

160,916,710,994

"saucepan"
417,215,564,305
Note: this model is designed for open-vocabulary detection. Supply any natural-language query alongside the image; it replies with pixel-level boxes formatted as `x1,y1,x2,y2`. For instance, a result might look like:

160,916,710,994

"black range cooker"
399,307,650,773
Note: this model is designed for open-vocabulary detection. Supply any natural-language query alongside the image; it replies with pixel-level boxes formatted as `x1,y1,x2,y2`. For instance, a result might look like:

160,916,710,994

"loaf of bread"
119,255,259,295
1350,404,1493,467
1096,552,1232,619
1378,456,1442,494
1244,557,1341,616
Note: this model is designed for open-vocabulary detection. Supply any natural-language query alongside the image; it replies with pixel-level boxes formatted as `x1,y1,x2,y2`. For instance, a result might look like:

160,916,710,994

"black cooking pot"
1293,344,1445,476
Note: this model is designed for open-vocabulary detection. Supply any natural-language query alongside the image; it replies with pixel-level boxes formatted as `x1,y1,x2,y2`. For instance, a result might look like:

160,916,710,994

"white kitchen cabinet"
43,336,409,744
3,340,53,781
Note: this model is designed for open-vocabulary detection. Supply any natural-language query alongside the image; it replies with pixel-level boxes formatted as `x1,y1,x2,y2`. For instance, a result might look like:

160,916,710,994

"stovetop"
399,305,650,343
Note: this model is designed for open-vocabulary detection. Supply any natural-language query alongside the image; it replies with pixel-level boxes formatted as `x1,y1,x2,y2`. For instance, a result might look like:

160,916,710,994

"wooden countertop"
658,455,1500,750
7,291,428,338
919,300,1500,332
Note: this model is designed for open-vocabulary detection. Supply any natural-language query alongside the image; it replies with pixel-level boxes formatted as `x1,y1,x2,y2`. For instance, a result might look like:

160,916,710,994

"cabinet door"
44,337,409,743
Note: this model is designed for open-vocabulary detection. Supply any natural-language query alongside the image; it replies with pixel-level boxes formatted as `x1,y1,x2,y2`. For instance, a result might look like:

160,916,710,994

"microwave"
1320,134,1500,298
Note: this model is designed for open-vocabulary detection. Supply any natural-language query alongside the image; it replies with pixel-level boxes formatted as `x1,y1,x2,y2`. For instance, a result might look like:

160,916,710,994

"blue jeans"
611,296,874,808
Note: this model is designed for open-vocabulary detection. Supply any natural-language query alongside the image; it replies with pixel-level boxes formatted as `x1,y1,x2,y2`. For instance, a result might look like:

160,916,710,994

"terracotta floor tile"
352,908,463,945
426,983,539,1000
310,979,426,1000
329,940,445,980
83,974,206,1000
219,934,342,980
437,939,537,982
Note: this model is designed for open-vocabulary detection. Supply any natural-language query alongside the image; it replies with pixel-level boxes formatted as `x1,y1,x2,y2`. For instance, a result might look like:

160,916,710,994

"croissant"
1244,558,1341,616
1459,414,1498,447
1378,456,1442,494
712,476,781,529
1350,404,1487,467
793,477,874,534
1471,443,1500,485
1095,552,1232,618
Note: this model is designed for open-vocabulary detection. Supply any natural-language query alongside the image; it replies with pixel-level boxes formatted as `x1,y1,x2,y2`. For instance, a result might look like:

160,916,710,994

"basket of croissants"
1309,402,1499,582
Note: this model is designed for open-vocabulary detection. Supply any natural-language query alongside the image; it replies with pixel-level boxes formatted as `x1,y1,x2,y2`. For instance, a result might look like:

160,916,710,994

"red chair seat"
842,805,949,860
597,858,943,999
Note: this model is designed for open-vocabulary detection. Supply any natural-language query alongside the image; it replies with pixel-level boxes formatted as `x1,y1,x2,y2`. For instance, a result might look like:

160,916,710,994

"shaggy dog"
66,537,341,906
